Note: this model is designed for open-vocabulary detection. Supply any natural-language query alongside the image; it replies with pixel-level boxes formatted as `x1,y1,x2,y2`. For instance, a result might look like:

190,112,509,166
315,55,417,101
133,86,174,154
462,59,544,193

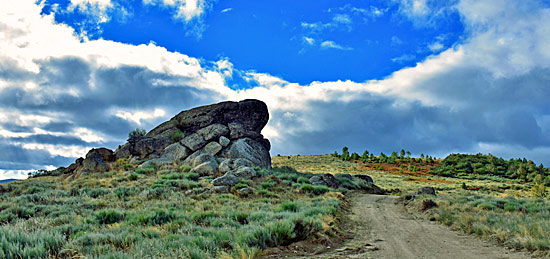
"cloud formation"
2,0,550,180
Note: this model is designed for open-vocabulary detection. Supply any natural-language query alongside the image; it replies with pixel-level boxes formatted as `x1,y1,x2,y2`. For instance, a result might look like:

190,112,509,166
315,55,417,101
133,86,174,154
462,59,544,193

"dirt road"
297,194,532,259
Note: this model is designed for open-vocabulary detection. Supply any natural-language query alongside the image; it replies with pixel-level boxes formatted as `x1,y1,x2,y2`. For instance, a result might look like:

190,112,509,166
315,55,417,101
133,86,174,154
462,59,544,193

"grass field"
0,162,354,258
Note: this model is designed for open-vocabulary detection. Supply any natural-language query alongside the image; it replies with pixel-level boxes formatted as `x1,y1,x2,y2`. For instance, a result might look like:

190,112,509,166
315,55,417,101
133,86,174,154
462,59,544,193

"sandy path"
293,194,532,259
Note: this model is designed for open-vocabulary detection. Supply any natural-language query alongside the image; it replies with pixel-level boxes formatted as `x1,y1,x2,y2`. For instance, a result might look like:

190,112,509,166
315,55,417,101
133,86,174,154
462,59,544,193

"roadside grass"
431,192,550,256
0,164,346,258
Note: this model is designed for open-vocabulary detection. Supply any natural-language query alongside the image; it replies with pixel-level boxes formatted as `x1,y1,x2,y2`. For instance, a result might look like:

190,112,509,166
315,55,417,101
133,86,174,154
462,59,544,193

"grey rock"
212,185,229,193
138,158,172,169
337,173,353,180
115,136,171,160
191,161,218,176
203,142,223,156
161,142,190,161
81,148,115,173
147,99,269,135
192,153,216,168
228,122,261,140
309,174,340,188
418,186,436,196
354,174,373,184
197,124,229,141
220,138,271,169
219,136,230,147
212,173,240,186
64,157,84,174
234,158,254,168
181,132,207,151
218,158,254,174
233,167,256,179
218,159,232,174
237,187,254,196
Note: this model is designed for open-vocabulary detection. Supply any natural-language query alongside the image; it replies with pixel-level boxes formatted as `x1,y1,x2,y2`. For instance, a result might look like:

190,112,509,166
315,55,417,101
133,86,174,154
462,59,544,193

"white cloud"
143,0,208,22
428,41,444,52
320,40,353,51
221,8,232,13
303,36,315,45
3,0,550,176
114,108,167,126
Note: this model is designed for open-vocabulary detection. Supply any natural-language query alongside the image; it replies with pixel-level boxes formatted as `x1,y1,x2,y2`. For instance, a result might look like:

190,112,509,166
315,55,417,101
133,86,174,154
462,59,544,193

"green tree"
400,149,406,159
342,147,350,161
129,128,146,138
362,149,369,158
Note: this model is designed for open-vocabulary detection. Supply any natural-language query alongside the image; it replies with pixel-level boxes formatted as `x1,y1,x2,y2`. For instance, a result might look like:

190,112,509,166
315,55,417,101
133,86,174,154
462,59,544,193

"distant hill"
0,179,19,184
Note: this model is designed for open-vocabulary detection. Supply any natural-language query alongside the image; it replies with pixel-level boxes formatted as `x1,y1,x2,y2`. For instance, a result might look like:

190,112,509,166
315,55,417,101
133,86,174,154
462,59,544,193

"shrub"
180,164,192,173
147,210,175,225
96,209,125,224
259,181,277,189
184,172,199,181
279,201,299,212
297,177,309,184
128,173,139,181
128,128,146,138
0,226,65,258
135,167,155,175
171,131,183,143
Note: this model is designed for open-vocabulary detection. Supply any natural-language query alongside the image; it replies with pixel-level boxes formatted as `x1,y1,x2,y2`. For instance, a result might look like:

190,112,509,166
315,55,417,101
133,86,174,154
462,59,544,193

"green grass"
0,163,344,258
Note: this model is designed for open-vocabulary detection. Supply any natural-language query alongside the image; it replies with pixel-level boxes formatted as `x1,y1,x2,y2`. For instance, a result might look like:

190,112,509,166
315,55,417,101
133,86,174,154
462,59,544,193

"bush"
279,201,299,212
128,173,139,181
171,131,183,143
128,128,146,138
96,209,125,224
0,226,65,258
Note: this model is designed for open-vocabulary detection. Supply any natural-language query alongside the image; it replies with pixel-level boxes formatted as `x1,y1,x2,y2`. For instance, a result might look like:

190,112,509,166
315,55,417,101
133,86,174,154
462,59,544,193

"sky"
1,0,550,179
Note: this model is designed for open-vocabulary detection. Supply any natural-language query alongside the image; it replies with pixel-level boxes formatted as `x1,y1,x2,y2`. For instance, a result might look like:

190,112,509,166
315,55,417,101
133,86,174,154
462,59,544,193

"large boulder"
148,99,269,136
81,148,115,173
220,138,271,169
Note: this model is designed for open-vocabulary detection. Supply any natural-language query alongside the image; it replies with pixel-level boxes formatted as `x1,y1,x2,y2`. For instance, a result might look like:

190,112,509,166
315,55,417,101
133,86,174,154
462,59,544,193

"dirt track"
297,194,532,259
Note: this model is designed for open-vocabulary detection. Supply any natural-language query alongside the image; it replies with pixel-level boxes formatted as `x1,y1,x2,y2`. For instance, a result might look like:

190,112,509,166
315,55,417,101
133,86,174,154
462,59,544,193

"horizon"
2,0,550,180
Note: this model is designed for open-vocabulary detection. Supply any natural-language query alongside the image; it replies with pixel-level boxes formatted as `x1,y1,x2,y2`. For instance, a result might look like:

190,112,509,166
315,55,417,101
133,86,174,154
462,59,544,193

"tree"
400,149,406,159
362,149,369,158
406,151,411,157
342,147,350,161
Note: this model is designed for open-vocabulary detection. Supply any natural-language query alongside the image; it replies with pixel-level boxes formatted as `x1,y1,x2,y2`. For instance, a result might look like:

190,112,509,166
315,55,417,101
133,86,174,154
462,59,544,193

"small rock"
212,173,240,186
138,158,172,169
191,161,218,176
421,199,438,211
418,186,436,195
161,142,190,161
354,174,373,184
197,123,229,141
233,166,256,179
192,153,216,168
219,136,230,147
181,132,207,151
237,187,254,196
212,185,229,193
309,173,340,188
203,142,223,156
218,159,233,174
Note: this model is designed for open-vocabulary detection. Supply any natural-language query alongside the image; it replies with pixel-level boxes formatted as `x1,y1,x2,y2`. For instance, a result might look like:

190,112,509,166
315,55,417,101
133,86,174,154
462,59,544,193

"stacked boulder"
64,99,272,186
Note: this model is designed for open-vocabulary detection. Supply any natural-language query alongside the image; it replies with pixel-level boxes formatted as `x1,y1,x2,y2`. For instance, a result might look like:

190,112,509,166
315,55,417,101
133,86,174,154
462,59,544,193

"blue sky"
1,0,550,179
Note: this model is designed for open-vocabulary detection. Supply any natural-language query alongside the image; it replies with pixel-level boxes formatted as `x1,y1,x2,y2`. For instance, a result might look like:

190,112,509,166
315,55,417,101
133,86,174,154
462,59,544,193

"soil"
265,194,533,259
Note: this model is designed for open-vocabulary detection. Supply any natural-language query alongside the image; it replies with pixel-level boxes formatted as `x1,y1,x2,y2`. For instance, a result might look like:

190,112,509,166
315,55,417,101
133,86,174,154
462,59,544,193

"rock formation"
64,99,272,184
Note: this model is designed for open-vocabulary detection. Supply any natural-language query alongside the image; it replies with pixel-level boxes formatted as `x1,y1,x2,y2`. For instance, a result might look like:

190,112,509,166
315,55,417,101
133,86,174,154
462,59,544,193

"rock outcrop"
64,99,271,181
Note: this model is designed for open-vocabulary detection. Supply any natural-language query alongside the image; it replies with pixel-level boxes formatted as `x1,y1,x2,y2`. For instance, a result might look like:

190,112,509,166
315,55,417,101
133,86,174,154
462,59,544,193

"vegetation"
430,153,550,184
431,193,550,255
0,163,351,258
128,128,146,138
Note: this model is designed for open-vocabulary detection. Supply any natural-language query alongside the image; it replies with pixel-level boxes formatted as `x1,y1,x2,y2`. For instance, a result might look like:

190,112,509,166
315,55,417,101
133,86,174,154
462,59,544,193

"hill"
0,179,18,184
